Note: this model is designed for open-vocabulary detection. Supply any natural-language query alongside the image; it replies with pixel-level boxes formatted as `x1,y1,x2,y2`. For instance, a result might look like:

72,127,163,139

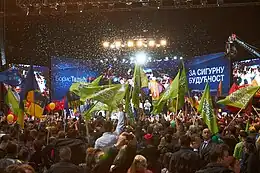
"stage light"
113,58,117,61
135,52,147,65
148,57,152,61
148,40,155,47
103,42,110,48
100,60,103,63
160,39,167,46
174,56,177,59
164,57,169,61
180,56,183,60
136,40,143,47
110,44,115,49
115,41,121,48
130,57,135,61
156,44,160,47
127,41,134,47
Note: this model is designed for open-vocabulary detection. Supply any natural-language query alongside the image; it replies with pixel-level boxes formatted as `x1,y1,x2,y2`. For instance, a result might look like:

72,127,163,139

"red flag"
46,98,65,112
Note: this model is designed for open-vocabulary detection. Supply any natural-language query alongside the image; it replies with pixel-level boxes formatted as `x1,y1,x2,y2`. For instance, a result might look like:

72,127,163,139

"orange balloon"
49,102,56,110
7,114,14,124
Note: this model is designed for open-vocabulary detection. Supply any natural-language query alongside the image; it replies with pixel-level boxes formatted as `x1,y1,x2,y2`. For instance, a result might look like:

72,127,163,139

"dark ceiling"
2,5,260,66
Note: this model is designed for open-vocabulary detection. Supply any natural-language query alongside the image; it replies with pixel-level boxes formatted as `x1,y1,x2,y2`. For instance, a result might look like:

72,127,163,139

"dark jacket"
199,140,216,164
47,160,81,173
241,152,260,173
169,147,202,173
195,163,234,173
92,144,136,173
0,155,22,173
140,144,161,173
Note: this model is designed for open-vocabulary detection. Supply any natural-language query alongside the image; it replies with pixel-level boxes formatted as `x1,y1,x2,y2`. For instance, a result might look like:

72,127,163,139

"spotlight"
180,56,183,60
136,40,143,47
110,44,115,49
127,41,134,47
103,42,110,48
164,57,169,61
113,58,117,61
135,52,147,65
115,41,121,48
100,60,103,63
174,56,177,59
148,40,155,47
160,39,167,46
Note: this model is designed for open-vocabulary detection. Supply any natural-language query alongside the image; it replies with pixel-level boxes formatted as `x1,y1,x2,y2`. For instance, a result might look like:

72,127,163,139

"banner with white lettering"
186,52,230,95
51,57,98,100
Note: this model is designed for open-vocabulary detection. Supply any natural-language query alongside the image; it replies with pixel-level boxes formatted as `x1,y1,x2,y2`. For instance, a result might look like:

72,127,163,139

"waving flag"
68,75,103,107
132,65,149,109
198,83,218,134
171,62,189,111
217,85,260,109
5,88,24,128
152,71,180,114
20,65,47,119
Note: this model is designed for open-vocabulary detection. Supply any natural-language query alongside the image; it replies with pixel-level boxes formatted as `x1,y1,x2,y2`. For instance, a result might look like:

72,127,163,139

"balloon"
7,114,14,124
49,102,56,110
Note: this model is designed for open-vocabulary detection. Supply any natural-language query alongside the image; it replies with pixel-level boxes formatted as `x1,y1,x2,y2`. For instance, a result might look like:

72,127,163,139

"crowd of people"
0,103,260,173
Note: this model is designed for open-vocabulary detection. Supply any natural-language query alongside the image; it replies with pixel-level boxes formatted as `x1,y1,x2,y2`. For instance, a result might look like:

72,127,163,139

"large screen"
100,58,181,100
233,58,260,96
51,57,98,100
185,52,231,95
232,58,260,87
10,64,50,96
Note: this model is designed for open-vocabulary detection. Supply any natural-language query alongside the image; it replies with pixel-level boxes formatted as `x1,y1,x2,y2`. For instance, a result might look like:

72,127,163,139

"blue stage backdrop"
186,52,230,95
51,57,98,100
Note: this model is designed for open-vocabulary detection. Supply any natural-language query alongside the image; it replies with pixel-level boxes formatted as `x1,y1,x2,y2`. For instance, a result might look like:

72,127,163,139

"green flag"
68,75,103,107
78,85,110,102
152,71,180,114
132,64,149,109
125,85,134,123
170,63,189,111
80,84,127,110
91,75,103,86
141,69,149,88
217,86,260,109
178,62,189,106
132,64,141,109
69,75,103,95
83,101,109,120
5,88,24,128
198,83,218,134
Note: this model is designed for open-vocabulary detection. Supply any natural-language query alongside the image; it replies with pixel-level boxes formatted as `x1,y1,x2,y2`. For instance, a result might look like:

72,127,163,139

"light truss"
15,0,260,15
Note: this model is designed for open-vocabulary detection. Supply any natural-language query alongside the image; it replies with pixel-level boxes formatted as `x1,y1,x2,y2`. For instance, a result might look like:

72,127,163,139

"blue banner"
186,52,230,95
51,57,98,100
0,68,22,86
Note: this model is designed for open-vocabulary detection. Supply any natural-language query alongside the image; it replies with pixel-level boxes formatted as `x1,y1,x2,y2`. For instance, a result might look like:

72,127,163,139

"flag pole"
252,106,260,117
225,107,244,130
